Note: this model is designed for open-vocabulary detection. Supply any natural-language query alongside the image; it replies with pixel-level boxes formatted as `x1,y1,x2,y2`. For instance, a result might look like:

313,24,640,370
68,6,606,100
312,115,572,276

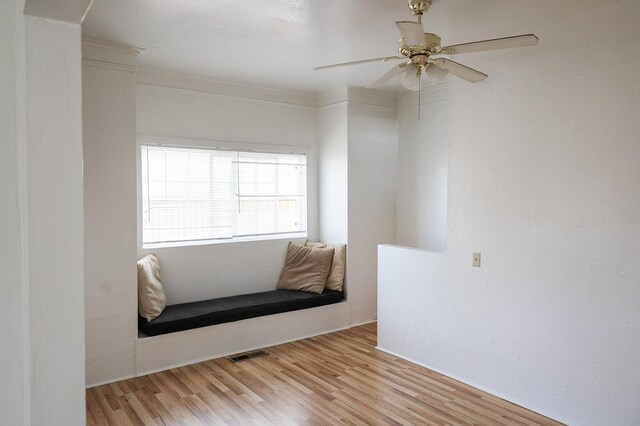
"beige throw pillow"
277,242,334,294
305,239,327,249
305,240,347,292
137,254,167,322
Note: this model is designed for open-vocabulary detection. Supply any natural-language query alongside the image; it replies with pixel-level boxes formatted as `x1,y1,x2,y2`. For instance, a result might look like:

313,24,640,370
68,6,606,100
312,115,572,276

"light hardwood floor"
87,323,563,425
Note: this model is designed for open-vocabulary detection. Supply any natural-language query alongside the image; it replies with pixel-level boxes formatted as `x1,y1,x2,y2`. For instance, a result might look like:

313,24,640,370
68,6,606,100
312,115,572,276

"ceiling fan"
314,0,539,91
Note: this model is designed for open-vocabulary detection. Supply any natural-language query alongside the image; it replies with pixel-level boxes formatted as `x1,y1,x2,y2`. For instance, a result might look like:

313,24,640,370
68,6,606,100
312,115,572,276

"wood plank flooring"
87,323,563,425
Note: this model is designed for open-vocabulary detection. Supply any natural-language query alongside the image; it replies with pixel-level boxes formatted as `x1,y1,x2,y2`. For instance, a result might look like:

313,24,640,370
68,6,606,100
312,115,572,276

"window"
141,145,307,246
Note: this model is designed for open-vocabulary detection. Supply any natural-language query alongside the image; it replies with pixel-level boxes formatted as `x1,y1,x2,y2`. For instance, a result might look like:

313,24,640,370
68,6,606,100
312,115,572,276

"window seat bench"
139,289,345,337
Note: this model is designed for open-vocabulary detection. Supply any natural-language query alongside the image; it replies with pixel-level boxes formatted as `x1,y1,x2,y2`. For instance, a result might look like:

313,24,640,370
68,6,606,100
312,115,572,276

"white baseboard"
350,319,377,328
86,373,136,389
375,346,563,424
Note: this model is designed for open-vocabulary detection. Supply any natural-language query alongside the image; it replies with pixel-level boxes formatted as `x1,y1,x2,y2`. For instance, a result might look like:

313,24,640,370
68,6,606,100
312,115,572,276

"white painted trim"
82,59,137,73
16,11,30,423
378,243,446,256
350,319,377,328
86,373,137,390
82,37,142,55
137,134,313,152
318,87,398,109
347,87,398,109
136,324,353,378
375,346,565,425
317,87,349,107
134,68,398,109
136,67,318,108
82,37,140,73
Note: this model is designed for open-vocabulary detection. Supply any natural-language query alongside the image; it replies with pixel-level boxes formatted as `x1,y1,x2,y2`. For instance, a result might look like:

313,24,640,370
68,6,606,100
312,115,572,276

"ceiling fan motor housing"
423,33,441,51
399,33,442,63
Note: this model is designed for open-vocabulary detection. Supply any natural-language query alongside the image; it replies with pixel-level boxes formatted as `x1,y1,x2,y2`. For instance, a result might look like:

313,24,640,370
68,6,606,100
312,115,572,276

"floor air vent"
228,350,269,363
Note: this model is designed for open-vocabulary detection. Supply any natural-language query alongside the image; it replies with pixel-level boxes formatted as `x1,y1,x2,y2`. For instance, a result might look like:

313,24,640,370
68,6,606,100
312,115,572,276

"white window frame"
137,135,312,249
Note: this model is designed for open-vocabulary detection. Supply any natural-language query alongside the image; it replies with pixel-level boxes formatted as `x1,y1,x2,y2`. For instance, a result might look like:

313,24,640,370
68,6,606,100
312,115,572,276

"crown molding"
83,37,143,55
317,87,349,107
397,82,449,109
82,37,141,73
317,87,399,109
136,67,318,108
347,87,398,109
82,59,138,73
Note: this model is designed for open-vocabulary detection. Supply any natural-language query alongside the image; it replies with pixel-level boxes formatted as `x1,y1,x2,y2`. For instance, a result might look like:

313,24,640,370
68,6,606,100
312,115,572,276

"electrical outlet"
472,252,481,267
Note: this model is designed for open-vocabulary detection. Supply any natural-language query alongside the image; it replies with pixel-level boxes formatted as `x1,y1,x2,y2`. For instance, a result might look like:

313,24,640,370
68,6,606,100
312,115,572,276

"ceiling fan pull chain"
418,76,421,121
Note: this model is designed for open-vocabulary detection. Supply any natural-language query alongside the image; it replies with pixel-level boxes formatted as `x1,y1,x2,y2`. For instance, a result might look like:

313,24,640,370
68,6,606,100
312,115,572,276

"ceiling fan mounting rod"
408,0,431,19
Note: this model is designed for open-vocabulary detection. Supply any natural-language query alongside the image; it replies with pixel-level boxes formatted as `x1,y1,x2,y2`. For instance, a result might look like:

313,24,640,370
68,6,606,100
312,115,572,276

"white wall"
317,100,348,245
24,15,86,426
0,1,27,424
347,92,398,325
135,77,319,304
316,88,398,325
396,85,448,251
2,3,88,424
83,40,140,387
379,1,640,424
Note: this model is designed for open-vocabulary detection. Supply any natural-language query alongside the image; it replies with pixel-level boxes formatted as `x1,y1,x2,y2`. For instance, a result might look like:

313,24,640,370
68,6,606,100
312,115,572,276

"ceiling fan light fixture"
425,63,448,85
398,63,422,91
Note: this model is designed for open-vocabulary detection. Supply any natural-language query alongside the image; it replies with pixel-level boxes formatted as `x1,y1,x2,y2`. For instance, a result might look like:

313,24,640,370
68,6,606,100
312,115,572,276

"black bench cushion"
139,289,345,337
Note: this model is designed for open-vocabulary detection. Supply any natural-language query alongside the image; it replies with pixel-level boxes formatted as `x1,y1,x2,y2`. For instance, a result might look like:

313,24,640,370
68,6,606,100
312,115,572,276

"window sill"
142,232,307,250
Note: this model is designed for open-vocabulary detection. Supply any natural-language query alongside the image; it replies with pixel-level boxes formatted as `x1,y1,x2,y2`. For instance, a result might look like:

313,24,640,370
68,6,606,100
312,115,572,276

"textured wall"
396,85,449,252
379,1,640,424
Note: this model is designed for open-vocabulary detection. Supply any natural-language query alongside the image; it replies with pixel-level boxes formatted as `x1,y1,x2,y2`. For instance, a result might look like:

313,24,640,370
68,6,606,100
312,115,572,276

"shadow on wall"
396,83,449,252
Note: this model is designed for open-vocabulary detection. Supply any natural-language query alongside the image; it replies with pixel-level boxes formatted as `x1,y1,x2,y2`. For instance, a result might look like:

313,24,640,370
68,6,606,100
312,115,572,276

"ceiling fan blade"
314,56,404,71
441,34,538,55
368,63,409,89
432,59,487,83
396,21,425,46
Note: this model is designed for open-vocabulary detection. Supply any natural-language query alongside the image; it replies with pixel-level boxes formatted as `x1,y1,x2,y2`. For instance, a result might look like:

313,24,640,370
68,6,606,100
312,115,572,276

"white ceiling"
82,0,452,93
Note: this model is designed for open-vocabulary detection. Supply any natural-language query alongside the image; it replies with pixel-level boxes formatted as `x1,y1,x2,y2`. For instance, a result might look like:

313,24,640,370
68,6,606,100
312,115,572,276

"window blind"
141,145,307,246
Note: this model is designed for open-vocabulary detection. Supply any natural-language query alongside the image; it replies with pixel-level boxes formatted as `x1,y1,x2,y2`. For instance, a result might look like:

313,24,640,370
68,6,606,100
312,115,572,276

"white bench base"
135,300,350,377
